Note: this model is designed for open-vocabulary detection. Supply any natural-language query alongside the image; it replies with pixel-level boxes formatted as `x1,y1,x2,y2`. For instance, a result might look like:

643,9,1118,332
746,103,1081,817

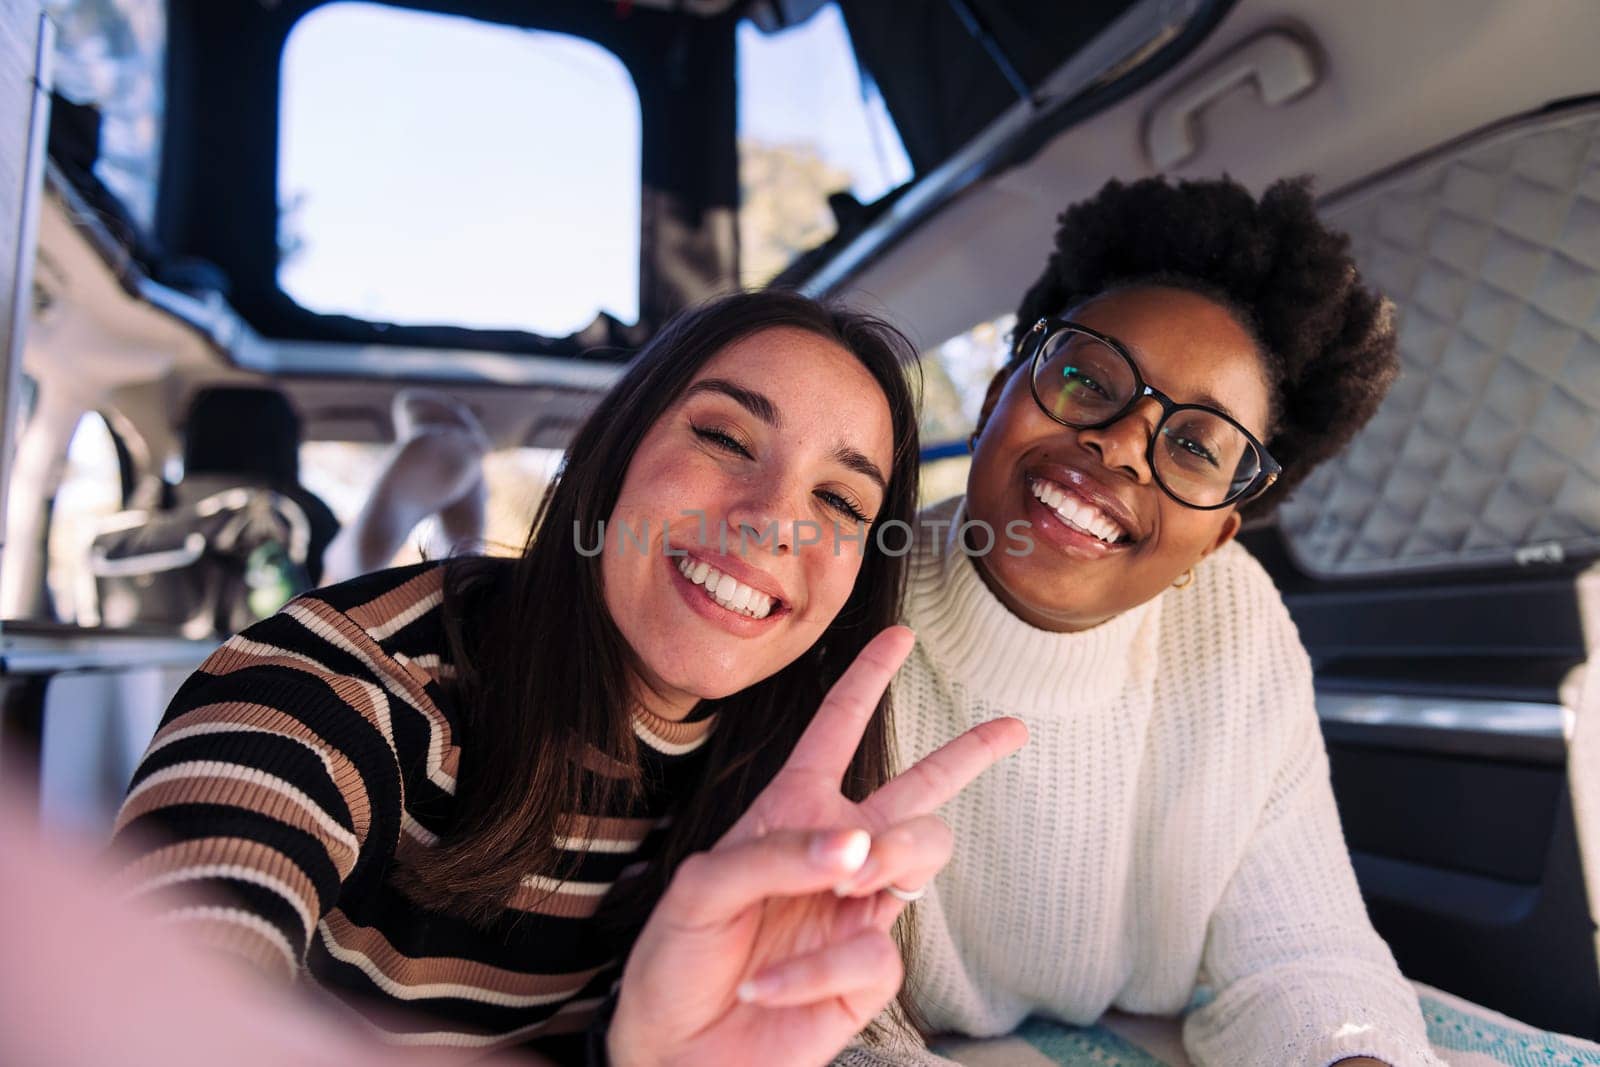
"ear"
1201,510,1243,559
973,363,1016,441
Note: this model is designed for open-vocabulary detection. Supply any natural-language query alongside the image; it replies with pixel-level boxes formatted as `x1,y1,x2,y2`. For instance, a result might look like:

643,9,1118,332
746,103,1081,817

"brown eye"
816,489,869,523
693,425,752,459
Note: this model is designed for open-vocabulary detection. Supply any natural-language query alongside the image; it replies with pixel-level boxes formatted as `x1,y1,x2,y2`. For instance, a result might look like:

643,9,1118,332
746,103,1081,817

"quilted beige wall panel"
1280,106,1600,578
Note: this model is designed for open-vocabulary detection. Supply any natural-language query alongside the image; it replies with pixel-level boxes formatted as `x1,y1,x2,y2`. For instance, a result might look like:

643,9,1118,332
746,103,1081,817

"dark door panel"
1244,521,1599,1038
1319,711,1598,1040
1327,731,1563,884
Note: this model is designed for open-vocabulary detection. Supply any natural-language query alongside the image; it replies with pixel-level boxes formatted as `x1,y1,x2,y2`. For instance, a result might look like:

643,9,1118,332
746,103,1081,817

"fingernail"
834,857,880,897
811,828,870,873
737,976,776,1003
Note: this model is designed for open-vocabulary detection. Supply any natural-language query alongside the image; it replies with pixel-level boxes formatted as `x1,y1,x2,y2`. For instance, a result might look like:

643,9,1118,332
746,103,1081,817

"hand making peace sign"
607,626,1028,1066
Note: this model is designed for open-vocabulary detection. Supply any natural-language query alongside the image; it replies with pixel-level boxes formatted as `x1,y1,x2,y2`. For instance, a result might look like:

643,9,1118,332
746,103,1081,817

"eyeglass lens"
1032,329,1262,507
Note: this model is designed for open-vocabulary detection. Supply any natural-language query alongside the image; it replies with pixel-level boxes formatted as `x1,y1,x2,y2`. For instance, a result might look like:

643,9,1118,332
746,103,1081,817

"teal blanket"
932,983,1600,1066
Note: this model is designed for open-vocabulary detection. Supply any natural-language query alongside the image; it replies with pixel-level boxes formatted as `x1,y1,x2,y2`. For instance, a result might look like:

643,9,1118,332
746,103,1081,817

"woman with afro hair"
877,175,1443,1066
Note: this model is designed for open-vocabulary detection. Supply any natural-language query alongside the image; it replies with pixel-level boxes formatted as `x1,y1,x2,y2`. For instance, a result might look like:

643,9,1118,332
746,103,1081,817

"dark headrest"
183,386,301,486
48,92,101,174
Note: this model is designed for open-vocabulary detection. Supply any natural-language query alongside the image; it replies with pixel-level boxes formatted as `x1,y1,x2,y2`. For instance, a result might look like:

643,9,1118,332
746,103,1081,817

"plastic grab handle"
1144,30,1318,170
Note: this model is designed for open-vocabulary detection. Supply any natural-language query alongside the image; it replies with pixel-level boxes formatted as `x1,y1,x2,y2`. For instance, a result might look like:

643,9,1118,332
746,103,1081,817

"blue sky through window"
278,2,910,337
737,5,911,205
278,3,642,336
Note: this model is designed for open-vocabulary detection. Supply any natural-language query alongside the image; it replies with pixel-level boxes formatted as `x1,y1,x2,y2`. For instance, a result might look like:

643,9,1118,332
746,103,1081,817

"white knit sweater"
889,498,1445,1067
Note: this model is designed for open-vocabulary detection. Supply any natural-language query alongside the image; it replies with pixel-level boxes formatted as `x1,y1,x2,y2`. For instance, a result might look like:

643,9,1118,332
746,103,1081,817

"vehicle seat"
317,388,489,586
175,386,340,585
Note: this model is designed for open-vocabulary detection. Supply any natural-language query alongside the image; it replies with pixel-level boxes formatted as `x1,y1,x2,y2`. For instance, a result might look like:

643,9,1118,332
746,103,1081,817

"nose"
726,489,794,556
1073,397,1160,482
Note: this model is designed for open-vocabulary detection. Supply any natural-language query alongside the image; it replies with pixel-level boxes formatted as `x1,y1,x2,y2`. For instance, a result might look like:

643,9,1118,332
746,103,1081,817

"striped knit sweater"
109,562,716,1059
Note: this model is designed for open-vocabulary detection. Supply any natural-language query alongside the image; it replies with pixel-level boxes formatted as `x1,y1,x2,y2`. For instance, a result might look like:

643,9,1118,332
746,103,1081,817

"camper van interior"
1,0,1598,1061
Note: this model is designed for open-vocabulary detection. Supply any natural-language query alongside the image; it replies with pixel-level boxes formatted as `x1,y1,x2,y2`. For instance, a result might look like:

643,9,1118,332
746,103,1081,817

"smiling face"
966,285,1273,632
601,326,896,718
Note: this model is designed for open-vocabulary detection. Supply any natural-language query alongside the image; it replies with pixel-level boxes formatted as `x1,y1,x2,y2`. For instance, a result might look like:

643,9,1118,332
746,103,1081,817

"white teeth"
1029,478,1129,545
676,557,776,619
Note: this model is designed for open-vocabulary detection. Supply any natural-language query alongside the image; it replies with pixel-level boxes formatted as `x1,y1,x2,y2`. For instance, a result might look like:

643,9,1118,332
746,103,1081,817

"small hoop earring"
1172,567,1195,589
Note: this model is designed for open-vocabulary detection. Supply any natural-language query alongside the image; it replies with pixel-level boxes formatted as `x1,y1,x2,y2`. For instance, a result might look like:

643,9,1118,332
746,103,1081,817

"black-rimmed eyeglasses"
1018,317,1281,510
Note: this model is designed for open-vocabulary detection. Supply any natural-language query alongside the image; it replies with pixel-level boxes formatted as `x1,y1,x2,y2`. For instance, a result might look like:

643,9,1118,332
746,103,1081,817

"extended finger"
658,827,872,931
781,627,915,784
863,716,1028,825
736,928,902,1008
831,813,951,899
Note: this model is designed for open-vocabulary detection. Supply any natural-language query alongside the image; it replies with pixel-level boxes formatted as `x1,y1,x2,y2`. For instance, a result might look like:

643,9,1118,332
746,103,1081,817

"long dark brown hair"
395,291,922,931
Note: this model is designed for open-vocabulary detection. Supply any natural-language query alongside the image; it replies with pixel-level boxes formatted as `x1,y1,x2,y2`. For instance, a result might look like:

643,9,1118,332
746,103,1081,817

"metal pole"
0,2,53,595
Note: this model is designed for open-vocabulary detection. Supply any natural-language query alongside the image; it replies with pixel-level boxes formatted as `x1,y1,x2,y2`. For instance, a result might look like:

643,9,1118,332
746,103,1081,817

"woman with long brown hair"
107,289,1024,1065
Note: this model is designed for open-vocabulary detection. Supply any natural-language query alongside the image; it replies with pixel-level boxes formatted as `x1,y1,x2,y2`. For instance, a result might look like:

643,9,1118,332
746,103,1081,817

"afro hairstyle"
1010,174,1398,518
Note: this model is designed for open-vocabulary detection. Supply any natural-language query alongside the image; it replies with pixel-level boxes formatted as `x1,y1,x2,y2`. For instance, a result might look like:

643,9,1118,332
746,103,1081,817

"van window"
47,412,125,624
43,0,165,230
277,2,642,336
737,4,912,285
918,313,1016,505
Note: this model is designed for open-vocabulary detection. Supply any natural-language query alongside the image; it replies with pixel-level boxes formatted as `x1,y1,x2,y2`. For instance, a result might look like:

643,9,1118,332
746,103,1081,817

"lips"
676,556,779,619
1030,476,1132,543
667,546,791,625
1028,477,1130,544
1024,464,1144,544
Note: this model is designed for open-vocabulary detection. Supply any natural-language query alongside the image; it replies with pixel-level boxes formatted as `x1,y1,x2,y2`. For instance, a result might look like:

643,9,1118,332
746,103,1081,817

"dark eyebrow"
1191,391,1241,424
832,444,888,492
687,378,885,488
684,378,781,428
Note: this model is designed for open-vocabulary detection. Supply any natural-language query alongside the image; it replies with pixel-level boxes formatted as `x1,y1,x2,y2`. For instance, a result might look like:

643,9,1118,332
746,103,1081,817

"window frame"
155,0,741,359
274,1,646,337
